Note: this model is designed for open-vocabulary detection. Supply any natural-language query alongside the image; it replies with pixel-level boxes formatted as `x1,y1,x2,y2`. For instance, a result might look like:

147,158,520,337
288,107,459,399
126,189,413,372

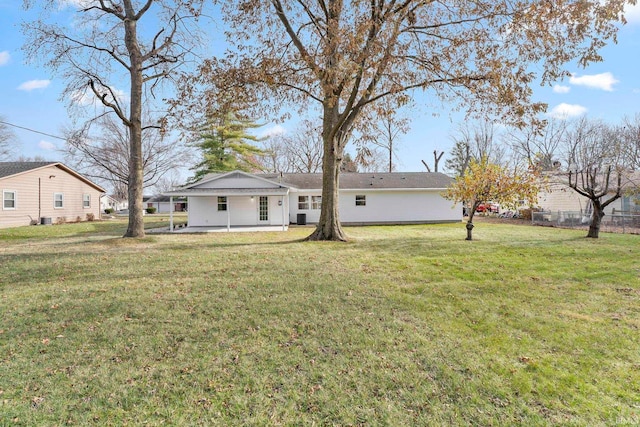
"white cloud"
553,84,570,94
569,72,618,91
70,87,127,106
38,140,56,151
548,103,588,119
0,51,10,66
624,3,640,25
58,0,95,9
17,79,51,91
260,125,287,138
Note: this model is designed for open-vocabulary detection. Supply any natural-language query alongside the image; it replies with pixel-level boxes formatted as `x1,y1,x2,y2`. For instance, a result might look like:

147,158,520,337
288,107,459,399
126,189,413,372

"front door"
258,196,269,224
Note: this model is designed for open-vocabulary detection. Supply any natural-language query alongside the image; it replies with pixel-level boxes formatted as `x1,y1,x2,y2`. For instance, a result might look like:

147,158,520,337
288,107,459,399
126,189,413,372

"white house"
146,195,187,213
100,194,128,213
163,170,461,231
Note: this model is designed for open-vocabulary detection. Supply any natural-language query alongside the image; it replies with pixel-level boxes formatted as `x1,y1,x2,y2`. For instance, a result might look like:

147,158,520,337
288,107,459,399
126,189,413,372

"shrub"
105,208,114,214
86,213,95,222
146,207,157,214
55,216,67,225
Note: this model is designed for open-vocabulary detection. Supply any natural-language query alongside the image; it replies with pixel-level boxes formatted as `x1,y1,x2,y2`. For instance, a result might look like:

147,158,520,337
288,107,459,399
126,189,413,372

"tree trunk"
586,202,604,238
123,4,145,238
125,121,145,238
306,104,347,242
466,210,476,240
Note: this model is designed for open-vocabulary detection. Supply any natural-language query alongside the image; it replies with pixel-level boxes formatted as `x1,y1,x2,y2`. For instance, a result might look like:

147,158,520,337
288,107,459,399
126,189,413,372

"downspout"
38,177,42,223
169,196,174,232
227,197,231,232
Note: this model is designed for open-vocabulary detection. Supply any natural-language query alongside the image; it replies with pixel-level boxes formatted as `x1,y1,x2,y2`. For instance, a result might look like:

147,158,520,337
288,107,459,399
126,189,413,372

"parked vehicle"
476,203,499,213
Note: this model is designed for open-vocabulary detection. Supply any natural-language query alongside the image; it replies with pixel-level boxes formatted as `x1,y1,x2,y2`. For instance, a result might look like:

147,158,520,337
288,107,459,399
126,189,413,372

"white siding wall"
289,192,323,223
339,190,461,223
288,190,461,224
188,195,288,226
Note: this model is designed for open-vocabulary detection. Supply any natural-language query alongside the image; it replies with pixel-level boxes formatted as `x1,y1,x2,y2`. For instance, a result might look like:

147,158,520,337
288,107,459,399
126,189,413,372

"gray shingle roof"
0,162,57,179
261,172,453,190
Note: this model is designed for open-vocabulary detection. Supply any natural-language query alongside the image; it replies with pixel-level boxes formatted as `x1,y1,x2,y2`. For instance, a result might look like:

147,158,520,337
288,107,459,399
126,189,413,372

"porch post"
227,197,231,232
281,194,286,231
169,196,174,232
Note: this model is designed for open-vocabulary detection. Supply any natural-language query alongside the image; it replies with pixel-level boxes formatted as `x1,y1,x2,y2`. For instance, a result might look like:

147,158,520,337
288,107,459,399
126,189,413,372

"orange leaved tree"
444,158,541,240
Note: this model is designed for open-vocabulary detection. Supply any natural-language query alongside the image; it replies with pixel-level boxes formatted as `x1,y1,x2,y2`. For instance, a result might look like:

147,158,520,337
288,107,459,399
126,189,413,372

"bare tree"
260,120,324,173
357,98,410,172
508,118,567,170
23,0,204,237
355,146,390,173
63,113,190,195
0,117,15,160
422,150,444,173
206,0,629,240
563,118,627,238
445,121,507,176
148,169,184,194
620,114,640,170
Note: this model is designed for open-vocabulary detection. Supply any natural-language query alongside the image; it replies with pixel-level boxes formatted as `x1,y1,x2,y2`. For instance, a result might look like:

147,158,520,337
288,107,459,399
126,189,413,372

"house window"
83,194,91,208
217,196,227,211
355,195,366,206
298,195,309,210
3,190,16,210
311,195,322,210
259,196,269,221
54,193,64,209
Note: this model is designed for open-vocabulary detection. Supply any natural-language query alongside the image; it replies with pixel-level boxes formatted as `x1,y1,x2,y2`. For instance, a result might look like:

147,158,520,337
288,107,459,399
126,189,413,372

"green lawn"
1,219,639,426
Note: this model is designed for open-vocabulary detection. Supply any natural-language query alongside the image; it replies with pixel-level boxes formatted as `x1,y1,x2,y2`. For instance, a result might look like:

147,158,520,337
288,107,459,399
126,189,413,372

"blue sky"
1,1,640,173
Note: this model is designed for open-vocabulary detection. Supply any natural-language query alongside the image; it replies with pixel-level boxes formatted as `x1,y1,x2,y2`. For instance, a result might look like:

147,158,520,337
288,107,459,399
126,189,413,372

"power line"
0,120,67,141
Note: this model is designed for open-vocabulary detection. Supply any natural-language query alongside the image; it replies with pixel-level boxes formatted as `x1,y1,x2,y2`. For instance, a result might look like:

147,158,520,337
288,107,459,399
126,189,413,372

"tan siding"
538,181,624,216
1,165,103,229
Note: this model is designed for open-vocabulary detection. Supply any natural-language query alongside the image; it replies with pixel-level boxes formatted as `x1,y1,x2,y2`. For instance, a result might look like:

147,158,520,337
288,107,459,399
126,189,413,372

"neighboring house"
537,172,640,219
1,162,105,229
100,194,128,212
163,170,461,230
146,195,187,213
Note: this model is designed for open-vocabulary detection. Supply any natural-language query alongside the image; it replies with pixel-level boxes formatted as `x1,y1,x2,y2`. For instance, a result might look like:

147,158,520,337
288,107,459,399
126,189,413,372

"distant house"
146,194,187,213
163,170,461,231
1,162,105,229
537,172,640,218
100,194,128,212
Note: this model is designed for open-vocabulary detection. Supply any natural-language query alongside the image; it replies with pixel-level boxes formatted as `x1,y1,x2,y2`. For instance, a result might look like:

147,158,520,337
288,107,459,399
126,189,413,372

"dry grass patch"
1,220,639,425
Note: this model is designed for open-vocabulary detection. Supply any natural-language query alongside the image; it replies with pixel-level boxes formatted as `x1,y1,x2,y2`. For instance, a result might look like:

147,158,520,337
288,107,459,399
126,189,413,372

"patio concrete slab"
149,225,289,233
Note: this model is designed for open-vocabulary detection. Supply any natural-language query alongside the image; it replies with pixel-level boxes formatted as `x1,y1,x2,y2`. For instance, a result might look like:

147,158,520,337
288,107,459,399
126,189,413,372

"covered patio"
165,186,290,233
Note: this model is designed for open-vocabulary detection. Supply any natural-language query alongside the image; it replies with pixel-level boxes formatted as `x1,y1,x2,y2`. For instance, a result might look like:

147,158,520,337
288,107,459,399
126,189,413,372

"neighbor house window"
217,196,227,211
355,195,366,206
3,190,16,210
83,194,91,208
311,195,322,210
54,193,64,209
298,195,309,210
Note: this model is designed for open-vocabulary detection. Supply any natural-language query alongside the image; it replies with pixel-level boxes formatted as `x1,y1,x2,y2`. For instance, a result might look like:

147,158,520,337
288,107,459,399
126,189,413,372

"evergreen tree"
445,140,471,177
340,152,359,172
190,111,264,182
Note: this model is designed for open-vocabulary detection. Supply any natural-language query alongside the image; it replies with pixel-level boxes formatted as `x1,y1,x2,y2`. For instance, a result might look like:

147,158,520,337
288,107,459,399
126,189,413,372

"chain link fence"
532,210,640,234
